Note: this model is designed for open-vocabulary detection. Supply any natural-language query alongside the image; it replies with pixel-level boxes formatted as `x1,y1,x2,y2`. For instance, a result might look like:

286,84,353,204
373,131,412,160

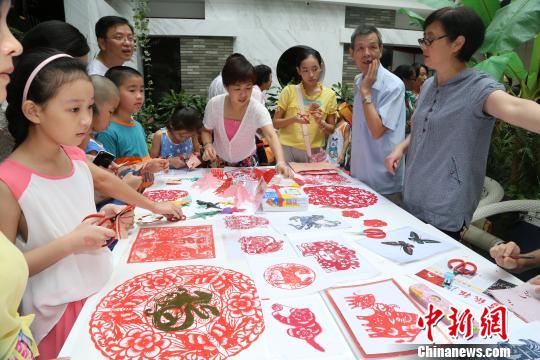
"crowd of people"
0,2,539,359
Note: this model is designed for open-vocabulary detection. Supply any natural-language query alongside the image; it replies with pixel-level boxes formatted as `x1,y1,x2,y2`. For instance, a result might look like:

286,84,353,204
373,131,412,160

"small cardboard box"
262,186,309,212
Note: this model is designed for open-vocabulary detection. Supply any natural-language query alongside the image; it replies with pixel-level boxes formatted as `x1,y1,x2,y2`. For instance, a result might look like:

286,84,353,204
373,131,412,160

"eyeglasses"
109,35,135,43
418,35,448,47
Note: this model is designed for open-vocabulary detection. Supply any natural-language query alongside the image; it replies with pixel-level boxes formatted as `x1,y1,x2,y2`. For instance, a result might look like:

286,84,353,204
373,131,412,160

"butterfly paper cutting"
381,241,415,255
408,231,440,244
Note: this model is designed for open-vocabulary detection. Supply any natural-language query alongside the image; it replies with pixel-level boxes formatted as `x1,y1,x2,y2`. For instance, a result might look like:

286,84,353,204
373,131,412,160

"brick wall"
342,7,396,87
345,6,396,29
180,36,233,97
342,44,359,93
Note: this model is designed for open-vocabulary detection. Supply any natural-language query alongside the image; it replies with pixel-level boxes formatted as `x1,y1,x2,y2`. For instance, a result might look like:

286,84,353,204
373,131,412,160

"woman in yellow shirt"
0,1,38,358
0,234,39,360
273,47,337,163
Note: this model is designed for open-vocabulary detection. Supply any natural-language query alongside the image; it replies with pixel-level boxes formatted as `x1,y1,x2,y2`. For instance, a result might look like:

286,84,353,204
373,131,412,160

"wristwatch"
362,95,372,104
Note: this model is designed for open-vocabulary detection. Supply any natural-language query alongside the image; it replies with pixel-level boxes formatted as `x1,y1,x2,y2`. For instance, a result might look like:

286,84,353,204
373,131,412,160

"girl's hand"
168,156,186,169
186,154,202,169
338,154,345,165
202,144,217,161
489,241,521,270
276,162,292,178
151,201,184,221
100,204,135,239
122,172,143,190
309,107,323,125
294,113,310,125
144,158,169,173
68,218,116,253
384,146,404,175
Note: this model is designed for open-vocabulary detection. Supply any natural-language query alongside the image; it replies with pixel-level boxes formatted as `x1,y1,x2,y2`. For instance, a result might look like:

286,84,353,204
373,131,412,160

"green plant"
139,89,207,134
131,0,153,99
265,85,282,116
331,82,354,105
401,0,540,199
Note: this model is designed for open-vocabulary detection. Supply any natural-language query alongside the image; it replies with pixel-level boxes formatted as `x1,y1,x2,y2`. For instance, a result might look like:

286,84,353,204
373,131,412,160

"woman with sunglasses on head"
273,47,337,163
385,7,540,240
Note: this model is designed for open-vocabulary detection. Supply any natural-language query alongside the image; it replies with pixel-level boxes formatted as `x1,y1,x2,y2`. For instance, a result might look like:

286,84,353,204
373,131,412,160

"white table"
60,168,524,359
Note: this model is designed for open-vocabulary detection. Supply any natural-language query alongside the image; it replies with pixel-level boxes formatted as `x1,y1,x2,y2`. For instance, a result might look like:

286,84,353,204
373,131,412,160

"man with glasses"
349,25,406,203
88,16,135,76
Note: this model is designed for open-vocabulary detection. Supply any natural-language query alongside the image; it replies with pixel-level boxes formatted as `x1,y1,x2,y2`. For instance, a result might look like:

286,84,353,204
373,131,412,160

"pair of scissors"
83,205,134,247
443,258,477,288
362,228,387,239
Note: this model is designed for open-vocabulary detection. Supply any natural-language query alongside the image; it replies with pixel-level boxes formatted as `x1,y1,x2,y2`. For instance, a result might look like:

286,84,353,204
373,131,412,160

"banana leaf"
461,0,499,26
479,0,540,54
473,51,526,82
398,8,425,28
417,0,456,9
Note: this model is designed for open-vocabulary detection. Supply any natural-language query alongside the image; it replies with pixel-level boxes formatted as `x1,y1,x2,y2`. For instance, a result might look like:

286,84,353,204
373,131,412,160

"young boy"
82,75,120,155
96,66,167,173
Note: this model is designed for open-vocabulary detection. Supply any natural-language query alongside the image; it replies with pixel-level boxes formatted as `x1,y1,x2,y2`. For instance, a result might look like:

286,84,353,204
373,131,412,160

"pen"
504,255,535,260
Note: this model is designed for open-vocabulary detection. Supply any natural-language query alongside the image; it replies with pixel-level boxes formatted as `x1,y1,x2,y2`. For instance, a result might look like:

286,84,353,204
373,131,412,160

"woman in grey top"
385,7,540,239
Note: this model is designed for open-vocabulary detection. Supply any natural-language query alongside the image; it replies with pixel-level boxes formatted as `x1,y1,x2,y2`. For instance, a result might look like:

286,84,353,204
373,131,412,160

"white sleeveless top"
0,146,112,342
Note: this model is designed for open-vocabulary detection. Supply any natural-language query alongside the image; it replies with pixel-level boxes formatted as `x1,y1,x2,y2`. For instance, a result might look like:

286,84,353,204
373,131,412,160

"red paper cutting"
224,215,269,230
225,168,276,182
345,292,421,343
143,189,189,202
299,173,352,186
264,263,316,290
363,219,388,227
298,240,360,272
303,186,377,209
128,225,215,263
342,210,364,218
272,303,325,352
89,265,264,360
239,236,284,255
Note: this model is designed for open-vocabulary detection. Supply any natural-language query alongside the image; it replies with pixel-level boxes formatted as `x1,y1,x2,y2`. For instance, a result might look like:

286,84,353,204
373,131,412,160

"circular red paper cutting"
89,265,264,360
143,189,189,202
263,263,316,290
303,186,378,209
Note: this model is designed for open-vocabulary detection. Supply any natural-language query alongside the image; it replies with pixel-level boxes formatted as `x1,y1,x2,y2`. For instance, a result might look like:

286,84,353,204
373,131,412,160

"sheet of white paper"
325,279,431,357
490,282,540,322
354,226,458,264
415,254,513,294
266,210,352,235
287,233,379,284
260,294,354,359
247,257,333,300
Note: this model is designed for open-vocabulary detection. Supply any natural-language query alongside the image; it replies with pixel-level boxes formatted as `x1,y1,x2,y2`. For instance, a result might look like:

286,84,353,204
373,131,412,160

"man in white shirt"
87,16,135,76
349,25,406,199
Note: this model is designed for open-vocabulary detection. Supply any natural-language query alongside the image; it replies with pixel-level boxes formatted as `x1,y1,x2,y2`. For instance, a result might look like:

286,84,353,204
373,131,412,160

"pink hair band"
22,54,73,102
